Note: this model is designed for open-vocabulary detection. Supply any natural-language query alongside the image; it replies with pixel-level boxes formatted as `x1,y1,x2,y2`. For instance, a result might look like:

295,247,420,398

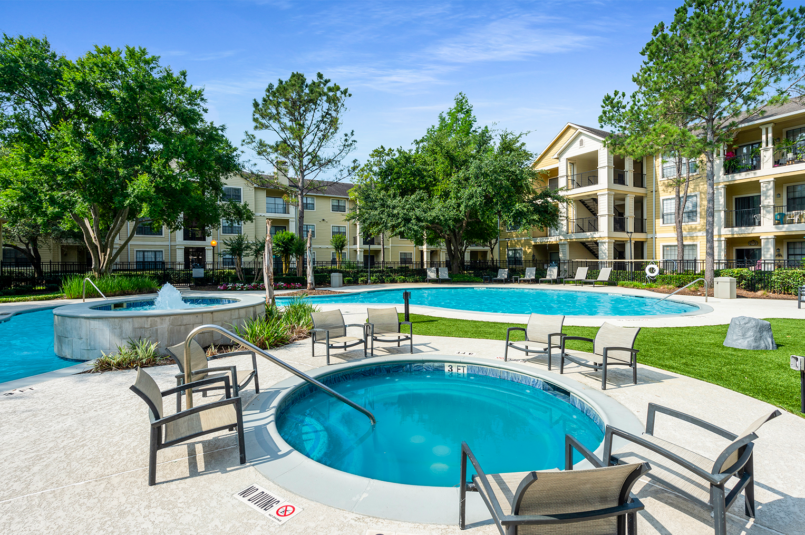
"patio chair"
560,322,640,390
367,307,413,354
311,309,369,364
459,439,650,535
130,367,245,486
438,267,452,282
604,404,781,535
167,339,259,412
426,267,439,283
519,267,537,283
491,269,509,283
562,266,589,285
583,267,613,286
538,266,560,284
503,313,565,369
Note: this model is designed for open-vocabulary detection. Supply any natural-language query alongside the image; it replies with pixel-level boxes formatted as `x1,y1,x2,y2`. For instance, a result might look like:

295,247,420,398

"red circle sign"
276,505,295,517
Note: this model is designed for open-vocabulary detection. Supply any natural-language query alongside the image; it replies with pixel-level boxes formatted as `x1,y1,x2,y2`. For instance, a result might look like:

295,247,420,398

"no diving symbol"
276,505,295,517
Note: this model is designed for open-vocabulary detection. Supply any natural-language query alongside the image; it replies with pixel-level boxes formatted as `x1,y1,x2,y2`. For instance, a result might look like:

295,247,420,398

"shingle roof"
241,172,353,198
737,99,805,125
572,124,613,139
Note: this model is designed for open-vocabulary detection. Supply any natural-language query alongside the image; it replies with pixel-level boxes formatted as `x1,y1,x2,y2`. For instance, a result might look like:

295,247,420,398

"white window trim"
220,219,243,235
265,195,288,214
659,155,700,180
330,198,348,213
301,224,316,239
302,196,316,211
659,193,700,226
783,180,805,205
782,123,805,138
135,222,164,237
223,185,243,204
134,249,165,262
330,225,347,237
661,242,699,260
731,192,761,211
399,251,413,263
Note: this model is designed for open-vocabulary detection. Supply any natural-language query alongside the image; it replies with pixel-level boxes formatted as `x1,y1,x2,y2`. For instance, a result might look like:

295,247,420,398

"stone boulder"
723,316,777,350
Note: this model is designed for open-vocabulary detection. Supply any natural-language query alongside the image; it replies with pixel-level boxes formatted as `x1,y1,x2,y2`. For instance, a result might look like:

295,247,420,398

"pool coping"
244,354,643,525
53,292,265,318
277,284,713,319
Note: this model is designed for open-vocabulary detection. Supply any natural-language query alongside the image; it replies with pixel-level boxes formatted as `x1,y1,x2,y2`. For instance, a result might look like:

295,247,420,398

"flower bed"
217,282,304,291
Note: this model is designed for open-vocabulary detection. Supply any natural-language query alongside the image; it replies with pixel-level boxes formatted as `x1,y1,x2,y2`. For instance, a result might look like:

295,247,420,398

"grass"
400,313,805,415
0,293,64,303
61,274,159,299
92,339,170,372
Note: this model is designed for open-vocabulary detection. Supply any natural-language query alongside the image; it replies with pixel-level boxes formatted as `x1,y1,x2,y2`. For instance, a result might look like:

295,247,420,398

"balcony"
633,174,645,188
548,177,559,190
569,170,598,189
634,219,647,233
773,141,805,167
613,170,627,185
725,208,761,228
613,216,626,232
183,227,206,241
773,204,805,225
724,154,760,175
352,236,375,245
568,217,598,233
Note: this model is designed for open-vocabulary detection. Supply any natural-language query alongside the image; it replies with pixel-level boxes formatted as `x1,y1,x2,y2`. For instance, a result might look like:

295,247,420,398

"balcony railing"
773,204,805,225
183,228,206,241
613,169,627,185
633,173,645,188
548,178,559,190
569,170,598,189
352,236,375,245
634,219,647,233
773,141,805,167
724,155,760,175
725,208,761,228
568,217,598,233
613,216,626,232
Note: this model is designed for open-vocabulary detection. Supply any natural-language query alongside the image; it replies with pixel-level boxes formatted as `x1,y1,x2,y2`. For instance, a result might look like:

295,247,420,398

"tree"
600,92,703,265
349,94,563,273
0,36,253,276
627,0,805,284
247,238,265,283
221,234,248,282
243,72,358,276
273,230,304,275
330,233,347,268
264,220,275,306
305,229,315,291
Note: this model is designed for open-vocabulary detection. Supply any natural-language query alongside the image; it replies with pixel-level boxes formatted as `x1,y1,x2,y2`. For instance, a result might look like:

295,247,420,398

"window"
331,225,346,237
662,244,697,260
662,155,698,178
331,198,347,212
266,197,287,214
303,196,315,210
507,248,523,266
223,187,242,203
221,253,235,268
221,220,242,235
788,242,805,265
787,184,805,212
135,250,163,269
269,225,286,236
400,252,413,265
135,222,162,236
661,195,697,225
302,224,315,238
2,247,31,266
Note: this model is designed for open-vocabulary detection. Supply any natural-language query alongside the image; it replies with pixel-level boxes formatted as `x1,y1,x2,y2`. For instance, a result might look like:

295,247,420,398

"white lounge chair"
539,266,560,284
503,313,565,369
560,322,640,390
583,267,613,286
562,266,588,285
519,267,536,283
426,267,439,283
491,269,508,283
438,267,451,282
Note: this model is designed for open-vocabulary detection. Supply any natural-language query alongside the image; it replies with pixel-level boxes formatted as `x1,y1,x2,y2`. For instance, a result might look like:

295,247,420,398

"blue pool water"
0,309,79,385
277,362,604,487
91,297,237,311
277,287,698,316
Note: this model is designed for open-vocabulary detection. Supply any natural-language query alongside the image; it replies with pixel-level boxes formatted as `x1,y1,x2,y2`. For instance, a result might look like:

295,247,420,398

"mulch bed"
639,286,796,300
279,289,343,296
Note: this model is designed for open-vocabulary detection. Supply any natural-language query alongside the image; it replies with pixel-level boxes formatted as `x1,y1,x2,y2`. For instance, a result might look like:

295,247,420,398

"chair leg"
311,338,315,357
326,344,330,365
148,428,158,486
236,408,246,465
559,351,565,374
627,511,637,535
547,344,552,371
711,484,727,535
744,455,756,518
601,358,608,390
504,341,509,362
633,356,638,385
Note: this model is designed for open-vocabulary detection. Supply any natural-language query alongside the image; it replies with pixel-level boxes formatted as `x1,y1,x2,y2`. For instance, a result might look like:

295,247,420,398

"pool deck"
1,287,804,534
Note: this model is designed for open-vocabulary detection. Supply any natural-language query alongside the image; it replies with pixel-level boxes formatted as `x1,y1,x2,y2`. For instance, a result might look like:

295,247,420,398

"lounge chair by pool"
538,266,560,284
311,309,369,363
560,322,640,390
562,266,589,285
491,269,509,283
583,267,613,286
503,313,565,369
438,267,451,282
519,267,537,283
426,267,439,283
367,307,413,353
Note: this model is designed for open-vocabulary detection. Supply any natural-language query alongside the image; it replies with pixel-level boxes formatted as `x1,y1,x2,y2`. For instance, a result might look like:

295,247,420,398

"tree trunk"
71,206,139,277
380,233,385,268
6,241,44,280
705,122,716,286
235,255,243,282
306,230,315,291
264,220,274,307
674,157,686,269
296,191,304,277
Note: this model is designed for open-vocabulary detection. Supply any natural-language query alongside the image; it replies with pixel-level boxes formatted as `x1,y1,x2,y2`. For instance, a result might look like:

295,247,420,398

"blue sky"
4,1,694,176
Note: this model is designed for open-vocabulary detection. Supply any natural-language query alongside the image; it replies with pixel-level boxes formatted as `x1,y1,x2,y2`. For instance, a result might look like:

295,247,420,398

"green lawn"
0,293,64,303
400,313,805,416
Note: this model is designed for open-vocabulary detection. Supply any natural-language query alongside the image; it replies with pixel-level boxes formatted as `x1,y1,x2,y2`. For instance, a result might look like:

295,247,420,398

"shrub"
451,273,483,282
61,274,158,299
92,339,168,372
281,297,316,330
344,277,353,284
232,315,290,349
617,281,658,289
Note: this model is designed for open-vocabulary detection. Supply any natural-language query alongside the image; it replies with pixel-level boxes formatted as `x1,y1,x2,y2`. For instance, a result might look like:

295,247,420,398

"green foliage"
93,339,167,372
61,274,158,299
272,231,305,274
344,277,353,284
617,281,659,289
221,234,249,281
330,233,347,267
281,297,316,330
450,273,483,282
231,296,318,349
0,292,63,303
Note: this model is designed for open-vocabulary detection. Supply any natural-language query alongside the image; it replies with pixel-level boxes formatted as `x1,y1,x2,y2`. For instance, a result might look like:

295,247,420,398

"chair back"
714,410,781,474
597,267,612,281
130,367,163,421
545,266,557,280
526,314,565,344
426,267,438,280
498,269,508,279
311,309,346,341
524,267,536,279
511,462,649,522
439,267,450,279
167,339,209,380
574,266,588,280
367,307,400,334
593,322,640,363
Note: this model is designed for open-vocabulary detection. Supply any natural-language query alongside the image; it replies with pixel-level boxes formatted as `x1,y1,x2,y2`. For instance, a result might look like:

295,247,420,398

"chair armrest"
560,336,593,351
602,346,639,354
152,395,242,427
506,326,526,343
646,402,737,440
547,332,565,346
161,375,232,399
603,425,729,485
500,500,645,527
400,321,413,336
345,323,368,339
565,434,604,469
461,442,510,522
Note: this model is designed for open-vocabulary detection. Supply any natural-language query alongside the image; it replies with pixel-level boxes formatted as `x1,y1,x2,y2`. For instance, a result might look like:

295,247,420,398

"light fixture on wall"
748,240,758,246
776,248,783,259
777,193,782,198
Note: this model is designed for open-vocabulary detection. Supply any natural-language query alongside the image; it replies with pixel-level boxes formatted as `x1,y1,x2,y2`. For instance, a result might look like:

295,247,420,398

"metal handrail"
182,324,376,425
82,278,107,302
655,277,708,304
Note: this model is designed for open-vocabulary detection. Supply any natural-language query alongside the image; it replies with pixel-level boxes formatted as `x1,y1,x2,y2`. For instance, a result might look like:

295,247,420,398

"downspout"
651,155,656,260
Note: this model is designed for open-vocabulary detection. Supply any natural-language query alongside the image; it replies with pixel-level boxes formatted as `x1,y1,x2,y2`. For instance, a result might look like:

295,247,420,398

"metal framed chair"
562,266,589,285
604,404,781,535
166,339,258,412
130,367,245,486
519,267,537,283
539,266,560,284
491,269,509,283
503,313,565,369
583,267,613,286
367,307,413,353
438,267,452,282
311,309,369,364
560,322,640,390
459,438,650,534
426,267,439,282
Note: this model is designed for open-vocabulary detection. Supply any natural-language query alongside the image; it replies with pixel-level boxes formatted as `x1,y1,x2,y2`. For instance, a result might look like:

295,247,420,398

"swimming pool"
0,308,79,385
277,361,604,487
277,287,699,316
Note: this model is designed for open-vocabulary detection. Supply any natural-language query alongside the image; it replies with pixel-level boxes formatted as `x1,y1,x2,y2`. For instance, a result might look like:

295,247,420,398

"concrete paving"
1,328,803,534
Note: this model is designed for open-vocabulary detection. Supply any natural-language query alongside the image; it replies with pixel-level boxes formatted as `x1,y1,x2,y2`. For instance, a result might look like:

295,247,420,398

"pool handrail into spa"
82,278,108,302
182,324,377,425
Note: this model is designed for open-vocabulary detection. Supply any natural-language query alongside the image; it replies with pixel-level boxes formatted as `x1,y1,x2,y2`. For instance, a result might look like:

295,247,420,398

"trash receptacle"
714,277,736,299
331,273,343,288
